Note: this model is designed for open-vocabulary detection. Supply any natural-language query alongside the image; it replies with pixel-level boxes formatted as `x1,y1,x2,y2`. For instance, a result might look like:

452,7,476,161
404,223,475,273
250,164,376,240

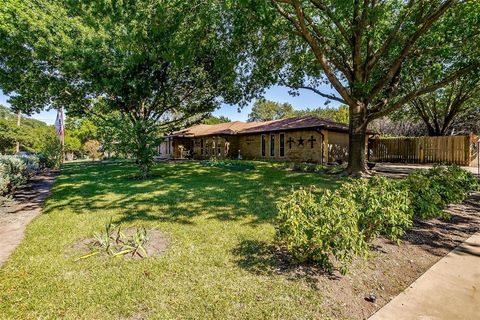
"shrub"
276,187,366,274
0,155,42,198
340,177,413,242
20,155,40,178
404,165,478,220
403,170,447,219
39,135,63,169
0,163,10,196
0,156,27,192
84,139,101,161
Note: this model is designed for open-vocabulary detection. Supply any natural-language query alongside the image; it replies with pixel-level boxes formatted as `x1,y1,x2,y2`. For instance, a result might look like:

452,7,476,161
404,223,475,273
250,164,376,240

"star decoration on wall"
297,137,305,146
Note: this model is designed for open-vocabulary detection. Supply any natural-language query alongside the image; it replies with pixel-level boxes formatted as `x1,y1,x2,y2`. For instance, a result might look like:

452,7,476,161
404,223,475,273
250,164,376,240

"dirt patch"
234,192,480,320
71,229,170,260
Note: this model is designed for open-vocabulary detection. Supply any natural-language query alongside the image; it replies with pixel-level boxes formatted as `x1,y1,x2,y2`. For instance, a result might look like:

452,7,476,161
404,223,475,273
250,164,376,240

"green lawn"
0,161,340,319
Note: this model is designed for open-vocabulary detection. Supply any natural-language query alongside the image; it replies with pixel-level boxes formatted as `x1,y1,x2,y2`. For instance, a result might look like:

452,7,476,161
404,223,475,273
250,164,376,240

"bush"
0,156,27,192
403,170,446,219
0,163,10,195
20,155,40,178
84,139,101,161
39,135,63,169
0,155,42,198
276,165,478,274
276,187,366,274
340,177,413,242
404,165,479,219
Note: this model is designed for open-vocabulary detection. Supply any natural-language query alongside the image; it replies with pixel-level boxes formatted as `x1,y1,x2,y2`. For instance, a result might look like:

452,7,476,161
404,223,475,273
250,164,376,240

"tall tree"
409,76,480,136
248,99,295,121
0,0,243,177
234,1,480,175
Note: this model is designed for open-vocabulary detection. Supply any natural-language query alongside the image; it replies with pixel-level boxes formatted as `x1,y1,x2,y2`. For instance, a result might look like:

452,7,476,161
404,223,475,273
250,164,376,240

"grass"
0,161,341,319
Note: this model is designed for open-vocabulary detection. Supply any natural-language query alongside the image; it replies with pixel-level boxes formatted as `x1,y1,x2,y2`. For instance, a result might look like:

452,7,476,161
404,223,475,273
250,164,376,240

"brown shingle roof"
169,116,351,138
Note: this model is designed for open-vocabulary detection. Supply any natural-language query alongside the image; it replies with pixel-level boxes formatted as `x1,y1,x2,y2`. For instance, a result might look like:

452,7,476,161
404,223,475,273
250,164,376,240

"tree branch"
367,63,479,120
293,85,346,104
366,0,454,103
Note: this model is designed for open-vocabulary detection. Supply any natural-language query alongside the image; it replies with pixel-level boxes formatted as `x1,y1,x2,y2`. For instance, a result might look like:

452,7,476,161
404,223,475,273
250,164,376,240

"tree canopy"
202,115,232,125
232,0,480,174
408,75,480,136
0,0,246,176
0,105,51,154
1,1,480,175
248,99,295,122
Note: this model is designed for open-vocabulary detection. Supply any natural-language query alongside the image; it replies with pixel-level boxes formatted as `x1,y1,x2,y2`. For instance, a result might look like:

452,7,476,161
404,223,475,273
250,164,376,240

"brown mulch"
316,192,480,320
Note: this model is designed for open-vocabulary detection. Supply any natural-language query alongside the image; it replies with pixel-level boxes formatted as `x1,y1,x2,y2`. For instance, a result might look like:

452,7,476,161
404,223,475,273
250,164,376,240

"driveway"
374,163,479,178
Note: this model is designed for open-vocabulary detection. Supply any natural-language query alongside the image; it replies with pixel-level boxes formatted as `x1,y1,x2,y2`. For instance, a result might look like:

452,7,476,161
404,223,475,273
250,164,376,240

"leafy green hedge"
276,165,478,274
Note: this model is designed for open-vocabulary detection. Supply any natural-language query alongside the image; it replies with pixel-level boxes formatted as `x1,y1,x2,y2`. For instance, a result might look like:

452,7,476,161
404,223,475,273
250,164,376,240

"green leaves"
275,165,478,274
276,187,366,274
79,219,151,260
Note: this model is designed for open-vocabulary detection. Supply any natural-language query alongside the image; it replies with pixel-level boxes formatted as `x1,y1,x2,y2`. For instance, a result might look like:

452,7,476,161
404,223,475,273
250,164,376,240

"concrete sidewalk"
369,232,480,320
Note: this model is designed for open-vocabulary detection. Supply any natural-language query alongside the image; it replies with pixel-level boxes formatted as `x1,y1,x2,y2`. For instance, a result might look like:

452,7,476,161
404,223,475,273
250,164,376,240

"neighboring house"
158,115,372,164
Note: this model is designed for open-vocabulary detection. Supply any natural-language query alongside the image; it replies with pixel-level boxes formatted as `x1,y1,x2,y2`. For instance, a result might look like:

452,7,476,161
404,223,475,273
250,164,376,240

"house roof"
169,116,352,138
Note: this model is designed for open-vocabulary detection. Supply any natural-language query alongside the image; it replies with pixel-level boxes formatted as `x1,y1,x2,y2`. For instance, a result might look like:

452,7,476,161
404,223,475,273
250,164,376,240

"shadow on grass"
232,239,341,286
43,160,341,227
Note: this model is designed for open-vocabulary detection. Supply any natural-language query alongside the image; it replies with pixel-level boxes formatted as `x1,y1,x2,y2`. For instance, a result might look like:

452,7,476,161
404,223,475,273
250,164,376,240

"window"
200,139,204,155
270,134,275,157
217,138,221,157
279,133,285,157
261,134,266,157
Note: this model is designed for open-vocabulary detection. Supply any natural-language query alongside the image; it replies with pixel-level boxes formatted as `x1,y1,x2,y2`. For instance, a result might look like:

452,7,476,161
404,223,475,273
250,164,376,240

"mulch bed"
70,229,170,261
317,192,480,319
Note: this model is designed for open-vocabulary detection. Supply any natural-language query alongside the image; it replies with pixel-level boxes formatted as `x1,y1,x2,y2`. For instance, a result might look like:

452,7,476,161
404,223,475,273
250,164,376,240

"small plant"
326,163,348,174
77,219,150,260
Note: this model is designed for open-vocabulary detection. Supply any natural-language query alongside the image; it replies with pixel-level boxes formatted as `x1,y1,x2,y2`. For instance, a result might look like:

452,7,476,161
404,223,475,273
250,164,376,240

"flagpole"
61,107,65,163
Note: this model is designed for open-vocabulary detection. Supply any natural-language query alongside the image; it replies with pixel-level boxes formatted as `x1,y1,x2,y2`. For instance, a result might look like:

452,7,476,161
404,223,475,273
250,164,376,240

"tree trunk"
346,102,369,176
15,110,21,153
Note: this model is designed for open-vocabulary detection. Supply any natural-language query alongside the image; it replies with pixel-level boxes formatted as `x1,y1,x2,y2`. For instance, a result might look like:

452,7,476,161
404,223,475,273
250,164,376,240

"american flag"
54,108,64,139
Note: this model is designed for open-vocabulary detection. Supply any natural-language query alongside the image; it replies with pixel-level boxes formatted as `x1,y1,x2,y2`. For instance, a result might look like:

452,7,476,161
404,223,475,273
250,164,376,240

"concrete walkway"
369,232,480,320
0,172,56,266
375,163,480,178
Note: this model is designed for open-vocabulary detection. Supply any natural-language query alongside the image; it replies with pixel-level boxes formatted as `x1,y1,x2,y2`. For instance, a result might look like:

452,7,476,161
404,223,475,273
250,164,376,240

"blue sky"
1,84,341,125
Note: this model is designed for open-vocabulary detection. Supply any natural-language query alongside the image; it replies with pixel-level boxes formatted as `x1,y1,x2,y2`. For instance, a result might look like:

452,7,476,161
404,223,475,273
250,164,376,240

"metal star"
297,137,305,146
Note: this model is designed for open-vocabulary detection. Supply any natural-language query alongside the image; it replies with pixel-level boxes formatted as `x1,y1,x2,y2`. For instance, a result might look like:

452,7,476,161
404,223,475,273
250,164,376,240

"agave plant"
113,227,149,258
76,219,150,261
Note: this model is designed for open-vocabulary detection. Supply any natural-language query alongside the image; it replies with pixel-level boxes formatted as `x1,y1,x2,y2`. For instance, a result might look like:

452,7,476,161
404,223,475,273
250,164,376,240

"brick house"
158,115,371,164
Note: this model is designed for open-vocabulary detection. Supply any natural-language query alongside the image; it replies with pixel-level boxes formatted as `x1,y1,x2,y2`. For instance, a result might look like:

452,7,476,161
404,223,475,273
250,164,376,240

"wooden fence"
369,135,478,166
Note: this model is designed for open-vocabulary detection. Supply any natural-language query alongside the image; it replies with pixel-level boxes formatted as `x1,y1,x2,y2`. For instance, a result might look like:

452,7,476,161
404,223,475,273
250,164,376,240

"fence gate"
369,135,477,166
